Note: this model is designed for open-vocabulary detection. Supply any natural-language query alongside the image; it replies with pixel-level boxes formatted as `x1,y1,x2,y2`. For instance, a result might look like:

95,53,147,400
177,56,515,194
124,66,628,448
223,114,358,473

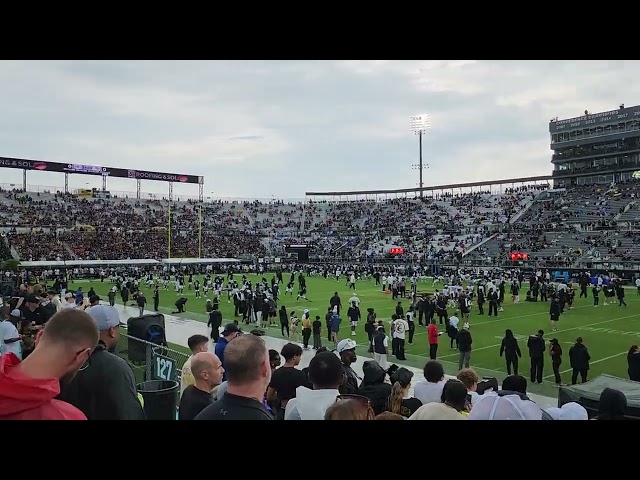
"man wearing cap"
58,305,145,420
214,323,241,382
0,310,23,359
545,402,588,420
468,393,545,420
337,338,360,395
62,293,76,309
20,293,49,326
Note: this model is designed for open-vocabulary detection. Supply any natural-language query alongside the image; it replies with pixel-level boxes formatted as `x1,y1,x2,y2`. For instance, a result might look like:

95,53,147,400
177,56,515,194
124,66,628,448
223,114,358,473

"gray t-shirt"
215,381,228,400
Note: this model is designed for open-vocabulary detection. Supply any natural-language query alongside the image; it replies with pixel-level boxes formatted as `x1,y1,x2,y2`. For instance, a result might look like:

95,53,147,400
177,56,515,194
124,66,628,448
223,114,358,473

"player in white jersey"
348,293,360,307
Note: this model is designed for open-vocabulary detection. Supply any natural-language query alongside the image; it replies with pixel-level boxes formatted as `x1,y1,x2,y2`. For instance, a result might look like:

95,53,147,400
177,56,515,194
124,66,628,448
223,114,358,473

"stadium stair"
462,233,498,257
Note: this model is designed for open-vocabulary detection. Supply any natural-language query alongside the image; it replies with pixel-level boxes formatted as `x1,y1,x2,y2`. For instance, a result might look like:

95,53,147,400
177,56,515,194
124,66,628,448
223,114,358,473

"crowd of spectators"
2,179,640,264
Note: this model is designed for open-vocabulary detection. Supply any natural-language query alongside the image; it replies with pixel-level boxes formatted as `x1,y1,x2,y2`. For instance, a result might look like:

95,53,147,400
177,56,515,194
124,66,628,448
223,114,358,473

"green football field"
70,274,640,398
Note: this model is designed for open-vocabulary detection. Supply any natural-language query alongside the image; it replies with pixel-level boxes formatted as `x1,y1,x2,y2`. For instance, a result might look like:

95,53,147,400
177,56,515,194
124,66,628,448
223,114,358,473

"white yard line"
543,350,630,380
435,313,640,360
411,303,600,338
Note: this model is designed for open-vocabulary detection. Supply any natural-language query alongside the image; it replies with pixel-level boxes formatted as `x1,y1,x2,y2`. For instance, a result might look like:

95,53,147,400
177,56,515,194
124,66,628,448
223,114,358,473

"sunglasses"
76,348,92,371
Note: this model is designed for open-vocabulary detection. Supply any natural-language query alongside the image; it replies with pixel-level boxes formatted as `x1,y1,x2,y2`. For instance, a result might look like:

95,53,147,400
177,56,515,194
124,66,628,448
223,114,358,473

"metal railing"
116,330,190,386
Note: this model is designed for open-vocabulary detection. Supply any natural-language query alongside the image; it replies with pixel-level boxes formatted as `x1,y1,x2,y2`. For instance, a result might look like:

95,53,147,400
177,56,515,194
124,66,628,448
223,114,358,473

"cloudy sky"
1,60,638,201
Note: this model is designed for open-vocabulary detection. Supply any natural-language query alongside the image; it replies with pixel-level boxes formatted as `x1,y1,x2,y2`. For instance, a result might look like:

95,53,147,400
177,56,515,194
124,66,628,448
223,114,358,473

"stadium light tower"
410,114,431,198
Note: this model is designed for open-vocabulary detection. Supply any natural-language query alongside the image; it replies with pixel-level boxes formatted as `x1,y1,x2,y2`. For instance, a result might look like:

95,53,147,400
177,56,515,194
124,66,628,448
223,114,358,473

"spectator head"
502,374,527,395
468,394,544,420
84,305,121,350
221,323,241,340
308,351,344,390
268,349,281,371
187,334,209,354
375,412,404,420
280,342,303,366
545,402,588,420
325,396,375,420
24,293,41,311
224,334,271,396
423,360,445,383
29,309,99,385
457,368,479,392
9,309,22,323
336,338,357,365
597,387,627,420
190,352,224,391
388,367,413,415
441,379,468,412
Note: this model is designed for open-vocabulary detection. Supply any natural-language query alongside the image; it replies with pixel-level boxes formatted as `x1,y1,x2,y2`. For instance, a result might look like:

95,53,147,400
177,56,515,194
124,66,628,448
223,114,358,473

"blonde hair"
387,381,405,415
325,399,374,420
456,368,479,389
375,412,404,420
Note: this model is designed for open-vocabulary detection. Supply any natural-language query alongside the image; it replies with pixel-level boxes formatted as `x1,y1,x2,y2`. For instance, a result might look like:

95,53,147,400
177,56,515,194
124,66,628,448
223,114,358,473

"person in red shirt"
428,321,441,360
0,309,99,420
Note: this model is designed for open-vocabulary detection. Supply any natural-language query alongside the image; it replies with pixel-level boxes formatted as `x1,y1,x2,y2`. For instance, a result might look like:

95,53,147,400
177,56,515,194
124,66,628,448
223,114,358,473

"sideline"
108,303,559,410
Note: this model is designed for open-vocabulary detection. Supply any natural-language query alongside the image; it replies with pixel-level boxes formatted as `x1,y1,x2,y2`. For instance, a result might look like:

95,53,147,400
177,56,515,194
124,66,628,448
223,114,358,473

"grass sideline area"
71,275,640,398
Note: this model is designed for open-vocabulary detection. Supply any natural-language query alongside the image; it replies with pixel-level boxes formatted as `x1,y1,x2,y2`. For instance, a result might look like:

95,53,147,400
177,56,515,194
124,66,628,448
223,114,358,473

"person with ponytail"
387,367,422,418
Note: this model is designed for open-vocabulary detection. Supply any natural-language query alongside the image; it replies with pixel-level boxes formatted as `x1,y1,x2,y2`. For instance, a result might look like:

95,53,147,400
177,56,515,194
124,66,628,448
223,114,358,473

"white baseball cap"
545,402,588,420
468,394,544,420
336,339,357,353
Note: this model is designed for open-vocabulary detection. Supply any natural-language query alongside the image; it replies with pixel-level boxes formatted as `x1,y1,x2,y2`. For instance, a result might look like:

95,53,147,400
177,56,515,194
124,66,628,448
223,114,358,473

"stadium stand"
5,181,640,265
466,179,640,267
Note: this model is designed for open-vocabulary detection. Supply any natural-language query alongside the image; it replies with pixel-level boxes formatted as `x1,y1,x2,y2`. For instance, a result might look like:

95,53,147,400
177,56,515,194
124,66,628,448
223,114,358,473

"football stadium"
1,63,640,421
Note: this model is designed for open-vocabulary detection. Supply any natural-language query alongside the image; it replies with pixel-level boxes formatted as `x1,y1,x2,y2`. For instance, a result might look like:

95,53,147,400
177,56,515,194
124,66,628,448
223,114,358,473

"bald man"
178,352,224,420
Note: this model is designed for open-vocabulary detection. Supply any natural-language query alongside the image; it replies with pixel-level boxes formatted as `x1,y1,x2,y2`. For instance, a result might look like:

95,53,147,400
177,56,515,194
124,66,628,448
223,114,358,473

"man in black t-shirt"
266,343,310,417
20,293,49,326
179,352,223,420
195,334,273,420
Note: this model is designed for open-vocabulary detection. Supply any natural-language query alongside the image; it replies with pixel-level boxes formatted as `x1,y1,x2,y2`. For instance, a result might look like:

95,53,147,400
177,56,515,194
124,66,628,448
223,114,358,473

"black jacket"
339,363,360,395
500,336,522,359
208,310,222,330
527,334,545,358
628,352,640,381
57,341,145,420
457,330,472,353
569,343,591,370
358,362,391,415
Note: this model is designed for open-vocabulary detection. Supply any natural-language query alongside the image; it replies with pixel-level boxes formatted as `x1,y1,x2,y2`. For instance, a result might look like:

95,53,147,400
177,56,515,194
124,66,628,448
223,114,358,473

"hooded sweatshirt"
0,353,86,420
358,361,392,415
284,385,340,420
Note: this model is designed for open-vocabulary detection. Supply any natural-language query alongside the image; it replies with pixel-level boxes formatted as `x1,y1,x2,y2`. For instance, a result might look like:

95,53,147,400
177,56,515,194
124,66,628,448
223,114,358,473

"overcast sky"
1,60,638,201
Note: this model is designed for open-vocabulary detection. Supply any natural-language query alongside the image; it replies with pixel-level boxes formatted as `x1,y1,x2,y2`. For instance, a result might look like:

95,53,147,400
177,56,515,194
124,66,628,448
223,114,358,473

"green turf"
71,275,640,398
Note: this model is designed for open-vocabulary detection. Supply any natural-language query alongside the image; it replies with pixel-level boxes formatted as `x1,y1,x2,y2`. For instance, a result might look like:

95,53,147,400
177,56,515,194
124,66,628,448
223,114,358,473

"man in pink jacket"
0,309,99,420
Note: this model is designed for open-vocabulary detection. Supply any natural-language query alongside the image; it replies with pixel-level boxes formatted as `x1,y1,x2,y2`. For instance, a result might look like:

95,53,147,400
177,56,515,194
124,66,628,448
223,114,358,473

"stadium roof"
19,259,160,268
305,174,553,197
161,258,241,264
